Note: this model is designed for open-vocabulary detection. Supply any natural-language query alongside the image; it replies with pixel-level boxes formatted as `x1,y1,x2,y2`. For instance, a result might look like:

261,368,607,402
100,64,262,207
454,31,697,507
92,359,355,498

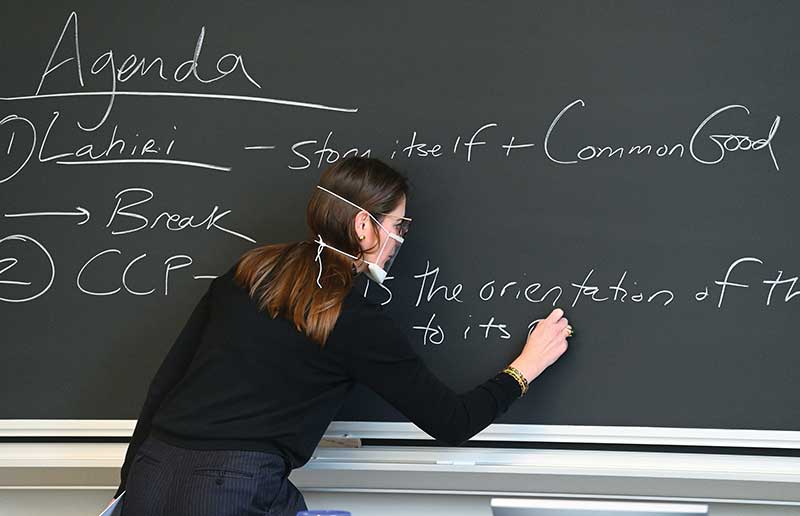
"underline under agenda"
1,11,357,133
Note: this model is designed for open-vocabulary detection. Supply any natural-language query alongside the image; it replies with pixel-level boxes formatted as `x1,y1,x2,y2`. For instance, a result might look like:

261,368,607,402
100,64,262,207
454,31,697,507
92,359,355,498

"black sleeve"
114,284,213,498
339,310,522,446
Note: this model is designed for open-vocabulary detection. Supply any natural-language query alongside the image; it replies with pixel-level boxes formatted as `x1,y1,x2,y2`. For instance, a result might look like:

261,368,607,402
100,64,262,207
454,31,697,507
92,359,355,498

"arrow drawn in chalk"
5,206,91,225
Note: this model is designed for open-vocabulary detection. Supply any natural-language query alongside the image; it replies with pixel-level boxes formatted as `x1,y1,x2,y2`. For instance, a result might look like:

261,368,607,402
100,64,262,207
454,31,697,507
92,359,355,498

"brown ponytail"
233,157,410,347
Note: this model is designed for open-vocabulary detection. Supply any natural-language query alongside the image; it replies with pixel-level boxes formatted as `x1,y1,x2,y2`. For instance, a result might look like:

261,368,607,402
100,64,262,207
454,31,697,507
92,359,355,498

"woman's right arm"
339,307,570,446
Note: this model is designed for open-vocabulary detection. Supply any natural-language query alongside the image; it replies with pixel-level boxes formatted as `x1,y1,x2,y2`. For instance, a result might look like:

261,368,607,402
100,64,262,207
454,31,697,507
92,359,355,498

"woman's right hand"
509,308,571,383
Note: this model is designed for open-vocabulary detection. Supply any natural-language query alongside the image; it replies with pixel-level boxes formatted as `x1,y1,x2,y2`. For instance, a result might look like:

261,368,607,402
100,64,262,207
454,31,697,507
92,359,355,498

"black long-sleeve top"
115,265,522,498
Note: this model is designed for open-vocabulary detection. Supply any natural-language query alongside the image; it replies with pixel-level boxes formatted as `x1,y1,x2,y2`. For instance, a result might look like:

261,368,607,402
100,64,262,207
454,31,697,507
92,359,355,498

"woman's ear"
354,210,380,251
354,210,370,242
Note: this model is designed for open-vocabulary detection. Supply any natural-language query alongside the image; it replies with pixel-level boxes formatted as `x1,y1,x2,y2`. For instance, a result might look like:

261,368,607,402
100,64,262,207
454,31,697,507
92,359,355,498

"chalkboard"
1,2,798,439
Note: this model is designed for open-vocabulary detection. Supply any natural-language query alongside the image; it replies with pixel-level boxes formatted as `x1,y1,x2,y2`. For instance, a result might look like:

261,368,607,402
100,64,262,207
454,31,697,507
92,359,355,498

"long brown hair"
233,157,410,347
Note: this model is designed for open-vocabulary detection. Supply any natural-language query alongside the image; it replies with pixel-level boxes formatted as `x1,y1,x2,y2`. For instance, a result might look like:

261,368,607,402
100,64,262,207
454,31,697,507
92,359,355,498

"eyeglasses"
377,213,412,238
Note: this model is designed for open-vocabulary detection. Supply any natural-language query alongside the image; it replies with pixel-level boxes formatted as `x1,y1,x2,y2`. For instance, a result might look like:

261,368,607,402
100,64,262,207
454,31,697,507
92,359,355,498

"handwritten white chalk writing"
0,234,56,303
105,187,255,243
413,260,464,307
361,274,395,305
544,99,780,171
0,114,35,184
289,131,371,170
76,250,198,296
412,312,446,345
4,206,90,225
0,112,230,182
10,12,358,131
690,104,780,171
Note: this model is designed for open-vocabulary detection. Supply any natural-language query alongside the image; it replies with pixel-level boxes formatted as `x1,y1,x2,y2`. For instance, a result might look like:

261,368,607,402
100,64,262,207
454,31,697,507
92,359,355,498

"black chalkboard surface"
1,2,798,437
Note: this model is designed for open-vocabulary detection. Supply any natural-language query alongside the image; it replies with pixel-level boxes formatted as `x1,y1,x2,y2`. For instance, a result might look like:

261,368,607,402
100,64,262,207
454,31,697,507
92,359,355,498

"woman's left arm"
337,310,522,446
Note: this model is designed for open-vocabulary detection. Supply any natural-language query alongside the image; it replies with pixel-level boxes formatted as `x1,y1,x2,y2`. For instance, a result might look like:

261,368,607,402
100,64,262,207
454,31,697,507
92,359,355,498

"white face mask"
313,185,409,287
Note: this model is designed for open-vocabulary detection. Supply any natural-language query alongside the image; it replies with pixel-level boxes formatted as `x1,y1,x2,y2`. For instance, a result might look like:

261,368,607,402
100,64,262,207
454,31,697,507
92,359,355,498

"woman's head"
308,157,411,279
234,157,411,347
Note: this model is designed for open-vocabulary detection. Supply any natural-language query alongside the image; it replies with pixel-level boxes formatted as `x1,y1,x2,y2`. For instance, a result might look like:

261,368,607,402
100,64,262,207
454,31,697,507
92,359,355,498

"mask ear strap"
317,185,392,235
313,234,360,288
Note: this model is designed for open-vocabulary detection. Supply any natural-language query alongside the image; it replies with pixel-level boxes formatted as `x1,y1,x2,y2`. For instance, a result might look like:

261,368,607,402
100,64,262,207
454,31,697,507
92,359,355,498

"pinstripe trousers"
121,435,308,516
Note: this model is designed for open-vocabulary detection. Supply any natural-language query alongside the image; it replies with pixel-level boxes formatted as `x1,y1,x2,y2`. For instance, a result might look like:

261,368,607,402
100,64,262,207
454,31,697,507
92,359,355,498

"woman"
113,157,572,516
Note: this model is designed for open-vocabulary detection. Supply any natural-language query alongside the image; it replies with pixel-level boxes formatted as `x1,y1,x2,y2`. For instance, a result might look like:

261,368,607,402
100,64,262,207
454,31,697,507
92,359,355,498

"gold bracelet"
502,366,528,397
503,368,527,397
507,366,529,394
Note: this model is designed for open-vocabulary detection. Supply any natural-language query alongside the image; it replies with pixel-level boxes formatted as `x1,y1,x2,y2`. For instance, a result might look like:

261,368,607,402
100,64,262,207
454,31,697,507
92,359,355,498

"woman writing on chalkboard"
113,157,572,516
